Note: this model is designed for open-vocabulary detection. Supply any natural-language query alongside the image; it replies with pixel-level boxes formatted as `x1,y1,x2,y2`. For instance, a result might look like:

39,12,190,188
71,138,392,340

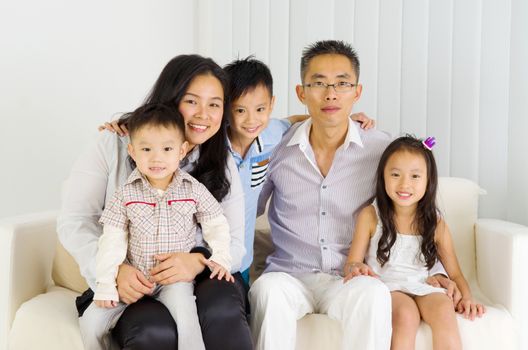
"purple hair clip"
422,136,436,150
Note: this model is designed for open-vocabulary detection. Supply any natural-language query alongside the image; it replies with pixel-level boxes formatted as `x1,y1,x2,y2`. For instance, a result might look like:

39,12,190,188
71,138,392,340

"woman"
58,55,253,349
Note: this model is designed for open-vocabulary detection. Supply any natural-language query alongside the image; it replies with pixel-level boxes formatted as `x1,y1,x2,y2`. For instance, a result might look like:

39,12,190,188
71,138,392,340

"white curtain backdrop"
194,0,528,225
1,0,527,226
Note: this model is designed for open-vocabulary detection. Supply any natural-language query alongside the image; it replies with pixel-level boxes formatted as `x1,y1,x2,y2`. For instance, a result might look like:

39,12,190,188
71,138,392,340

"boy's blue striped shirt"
228,118,291,272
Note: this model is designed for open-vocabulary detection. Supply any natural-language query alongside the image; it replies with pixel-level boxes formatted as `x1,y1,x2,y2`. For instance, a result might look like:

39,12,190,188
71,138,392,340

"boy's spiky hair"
126,102,185,140
224,56,273,101
300,40,360,82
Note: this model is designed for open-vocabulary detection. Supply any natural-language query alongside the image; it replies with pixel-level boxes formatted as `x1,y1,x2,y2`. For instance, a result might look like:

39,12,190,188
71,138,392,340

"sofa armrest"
476,219,528,314
476,218,528,348
0,211,58,349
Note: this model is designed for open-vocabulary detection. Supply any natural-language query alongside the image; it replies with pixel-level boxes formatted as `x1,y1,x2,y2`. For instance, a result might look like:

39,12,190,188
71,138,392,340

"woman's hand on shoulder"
98,120,128,137
343,262,378,283
149,252,208,285
116,263,154,304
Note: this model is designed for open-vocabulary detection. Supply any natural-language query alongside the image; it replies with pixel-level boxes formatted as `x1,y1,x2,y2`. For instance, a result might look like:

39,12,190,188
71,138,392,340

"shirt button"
320,238,325,243
323,246,328,250
322,185,327,189
321,211,326,216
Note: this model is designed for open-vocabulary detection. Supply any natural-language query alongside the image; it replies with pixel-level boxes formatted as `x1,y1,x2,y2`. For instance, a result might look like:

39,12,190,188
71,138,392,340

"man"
249,40,459,350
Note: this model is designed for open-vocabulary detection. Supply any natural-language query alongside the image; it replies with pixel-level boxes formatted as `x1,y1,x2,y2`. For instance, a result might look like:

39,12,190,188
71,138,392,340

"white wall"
0,0,195,218
1,0,527,226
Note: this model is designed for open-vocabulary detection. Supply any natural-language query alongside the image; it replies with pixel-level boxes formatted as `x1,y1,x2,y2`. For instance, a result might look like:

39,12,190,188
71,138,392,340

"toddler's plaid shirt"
99,168,222,277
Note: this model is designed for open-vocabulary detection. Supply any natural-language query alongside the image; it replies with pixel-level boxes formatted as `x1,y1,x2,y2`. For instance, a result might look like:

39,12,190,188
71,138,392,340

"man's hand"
116,263,154,304
343,262,378,283
150,252,208,285
426,274,462,307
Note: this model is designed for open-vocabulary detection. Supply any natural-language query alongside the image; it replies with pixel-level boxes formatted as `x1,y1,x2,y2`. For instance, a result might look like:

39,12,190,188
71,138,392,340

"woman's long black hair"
375,135,439,269
120,54,231,201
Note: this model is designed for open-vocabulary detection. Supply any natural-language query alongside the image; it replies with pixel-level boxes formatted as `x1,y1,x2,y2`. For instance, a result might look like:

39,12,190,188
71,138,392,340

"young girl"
344,135,485,350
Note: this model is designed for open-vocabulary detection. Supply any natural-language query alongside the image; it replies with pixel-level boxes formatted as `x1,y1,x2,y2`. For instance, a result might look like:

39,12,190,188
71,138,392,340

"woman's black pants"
111,272,253,350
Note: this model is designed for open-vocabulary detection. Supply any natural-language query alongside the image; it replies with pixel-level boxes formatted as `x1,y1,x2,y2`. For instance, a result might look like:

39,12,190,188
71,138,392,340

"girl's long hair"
120,54,231,201
375,135,439,269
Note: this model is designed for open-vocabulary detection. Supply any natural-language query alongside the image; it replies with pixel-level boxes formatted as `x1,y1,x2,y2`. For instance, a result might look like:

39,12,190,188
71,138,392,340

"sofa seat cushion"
9,286,83,350
9,285,516,350
296,302,516,350
296,314,341,349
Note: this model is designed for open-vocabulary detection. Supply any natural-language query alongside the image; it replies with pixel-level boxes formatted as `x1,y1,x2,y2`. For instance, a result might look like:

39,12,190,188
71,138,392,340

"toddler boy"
80,103,233,350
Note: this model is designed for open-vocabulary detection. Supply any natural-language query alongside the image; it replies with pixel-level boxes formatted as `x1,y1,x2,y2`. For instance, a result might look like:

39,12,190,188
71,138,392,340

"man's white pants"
249,272,392,350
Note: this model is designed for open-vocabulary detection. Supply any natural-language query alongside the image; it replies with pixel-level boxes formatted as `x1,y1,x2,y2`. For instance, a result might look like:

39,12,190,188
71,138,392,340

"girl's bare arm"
435,219,486,319
343,205,378,282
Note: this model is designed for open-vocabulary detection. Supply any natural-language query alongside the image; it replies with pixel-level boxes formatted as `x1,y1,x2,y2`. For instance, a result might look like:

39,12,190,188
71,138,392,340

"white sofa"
2,177,527,350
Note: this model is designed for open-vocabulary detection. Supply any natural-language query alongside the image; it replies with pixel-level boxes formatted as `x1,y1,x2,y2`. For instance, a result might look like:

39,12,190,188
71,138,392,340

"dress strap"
371,199,381,220
367,200,383,232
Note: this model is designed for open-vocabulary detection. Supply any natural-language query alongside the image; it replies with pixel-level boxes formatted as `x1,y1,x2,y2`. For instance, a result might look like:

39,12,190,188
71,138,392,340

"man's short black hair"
300,40,360,82
126,102,185,140
224,56,273,102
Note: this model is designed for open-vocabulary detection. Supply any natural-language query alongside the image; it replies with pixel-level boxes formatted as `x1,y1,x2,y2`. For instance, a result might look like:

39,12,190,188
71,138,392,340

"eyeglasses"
303,81,357,93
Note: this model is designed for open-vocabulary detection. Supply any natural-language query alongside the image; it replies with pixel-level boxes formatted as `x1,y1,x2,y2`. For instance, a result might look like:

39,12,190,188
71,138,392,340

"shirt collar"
126,167,144,185
286,119,312,148
227,135,264,159
286,117,364,150
255,135,264,153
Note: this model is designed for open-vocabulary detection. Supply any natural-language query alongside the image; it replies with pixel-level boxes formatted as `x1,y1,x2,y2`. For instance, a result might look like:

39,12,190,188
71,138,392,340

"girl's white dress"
365,202,446,296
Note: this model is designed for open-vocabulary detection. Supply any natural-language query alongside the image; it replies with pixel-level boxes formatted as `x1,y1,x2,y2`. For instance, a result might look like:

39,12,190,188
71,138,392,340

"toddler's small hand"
207,260,235,283
94,299,118,308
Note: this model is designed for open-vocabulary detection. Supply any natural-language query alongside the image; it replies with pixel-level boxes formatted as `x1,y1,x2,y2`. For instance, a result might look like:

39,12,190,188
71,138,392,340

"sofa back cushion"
52,242,88,294
437,177,481,280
